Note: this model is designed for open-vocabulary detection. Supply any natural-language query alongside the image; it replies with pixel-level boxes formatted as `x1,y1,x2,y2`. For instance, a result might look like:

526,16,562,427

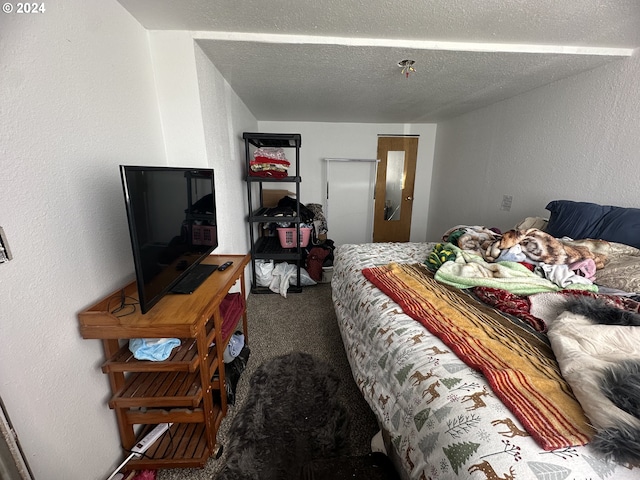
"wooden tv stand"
78,253,250,470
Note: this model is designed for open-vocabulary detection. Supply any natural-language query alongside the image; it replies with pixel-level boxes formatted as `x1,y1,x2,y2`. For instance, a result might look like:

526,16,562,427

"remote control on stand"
218,261,233,271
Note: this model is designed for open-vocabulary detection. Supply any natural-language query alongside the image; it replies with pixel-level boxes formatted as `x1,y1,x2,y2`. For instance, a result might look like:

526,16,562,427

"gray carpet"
157,283,379,480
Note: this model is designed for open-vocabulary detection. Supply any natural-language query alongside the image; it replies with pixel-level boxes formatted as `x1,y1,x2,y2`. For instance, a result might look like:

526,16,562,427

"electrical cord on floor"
105,453,136,480
104,423,173,480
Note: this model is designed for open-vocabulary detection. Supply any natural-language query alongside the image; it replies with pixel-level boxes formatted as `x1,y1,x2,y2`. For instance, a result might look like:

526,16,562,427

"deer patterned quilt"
332,242,639,480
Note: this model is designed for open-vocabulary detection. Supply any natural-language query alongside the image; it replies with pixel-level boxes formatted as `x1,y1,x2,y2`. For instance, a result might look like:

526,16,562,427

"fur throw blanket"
443,226,608,269
486,228,607,268
216,352,351,480
543,296,640,464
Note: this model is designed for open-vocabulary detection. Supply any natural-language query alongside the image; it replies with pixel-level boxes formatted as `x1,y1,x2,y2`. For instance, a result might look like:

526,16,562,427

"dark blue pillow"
545,200,640,249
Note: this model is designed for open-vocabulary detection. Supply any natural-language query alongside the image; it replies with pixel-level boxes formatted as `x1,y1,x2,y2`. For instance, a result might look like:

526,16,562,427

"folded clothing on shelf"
254,147,287,160
129,338,181,361
249,147,291,178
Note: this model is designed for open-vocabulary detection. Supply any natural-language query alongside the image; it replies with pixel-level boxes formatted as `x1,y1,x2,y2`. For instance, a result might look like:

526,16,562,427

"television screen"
120,166,218,314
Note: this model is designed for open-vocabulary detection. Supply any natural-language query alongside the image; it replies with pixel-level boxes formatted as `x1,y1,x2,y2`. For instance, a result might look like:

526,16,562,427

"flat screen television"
120,165,219,314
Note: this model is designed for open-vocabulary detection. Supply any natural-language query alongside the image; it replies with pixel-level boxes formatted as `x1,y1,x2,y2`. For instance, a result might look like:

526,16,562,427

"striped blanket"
362,262,594,450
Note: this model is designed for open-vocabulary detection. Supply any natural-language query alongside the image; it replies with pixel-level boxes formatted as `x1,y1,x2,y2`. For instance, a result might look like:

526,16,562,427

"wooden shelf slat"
127,423,210,470
124,407,207,425
102,339,199,373
109,371,202,409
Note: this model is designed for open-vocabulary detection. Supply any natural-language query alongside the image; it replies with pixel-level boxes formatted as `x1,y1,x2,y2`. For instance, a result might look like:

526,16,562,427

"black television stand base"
171,263,219,294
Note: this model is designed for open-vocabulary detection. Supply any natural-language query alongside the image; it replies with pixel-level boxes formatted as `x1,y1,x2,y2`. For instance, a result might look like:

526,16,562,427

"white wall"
0,4,258,480
0,1,166,479
148,31,209,166
147,32,257,255
258,122,437,242
428,52,640,239
194,42,257,255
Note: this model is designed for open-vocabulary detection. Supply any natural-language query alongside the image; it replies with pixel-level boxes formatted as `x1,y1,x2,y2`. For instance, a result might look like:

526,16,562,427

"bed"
332,200,640,480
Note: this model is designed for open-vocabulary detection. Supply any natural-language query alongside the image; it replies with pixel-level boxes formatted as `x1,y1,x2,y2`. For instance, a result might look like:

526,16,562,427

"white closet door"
325,159,377,246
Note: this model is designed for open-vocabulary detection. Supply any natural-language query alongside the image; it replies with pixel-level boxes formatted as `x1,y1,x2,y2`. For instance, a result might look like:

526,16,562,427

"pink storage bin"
277,227,312,248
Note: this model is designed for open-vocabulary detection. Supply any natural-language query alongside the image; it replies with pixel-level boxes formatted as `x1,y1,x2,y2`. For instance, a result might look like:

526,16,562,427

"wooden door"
373,136,418,242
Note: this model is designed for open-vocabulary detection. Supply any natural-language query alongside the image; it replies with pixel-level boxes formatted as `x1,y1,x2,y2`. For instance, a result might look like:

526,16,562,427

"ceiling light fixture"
398,59,416,78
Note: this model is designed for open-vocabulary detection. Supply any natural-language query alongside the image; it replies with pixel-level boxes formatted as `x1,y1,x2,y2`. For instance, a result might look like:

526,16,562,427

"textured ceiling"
117,0,640,123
